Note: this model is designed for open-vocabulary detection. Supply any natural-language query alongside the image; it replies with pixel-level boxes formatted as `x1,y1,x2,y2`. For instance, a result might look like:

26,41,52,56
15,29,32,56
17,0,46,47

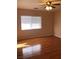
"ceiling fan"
38,0,61,11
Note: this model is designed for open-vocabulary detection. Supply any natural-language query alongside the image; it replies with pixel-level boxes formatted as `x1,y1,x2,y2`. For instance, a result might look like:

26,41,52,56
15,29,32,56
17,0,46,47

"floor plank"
17,36,61,59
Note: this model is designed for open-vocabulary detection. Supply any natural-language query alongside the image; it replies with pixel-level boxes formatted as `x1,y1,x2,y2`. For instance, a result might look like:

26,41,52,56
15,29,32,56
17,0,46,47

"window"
21,16,42,30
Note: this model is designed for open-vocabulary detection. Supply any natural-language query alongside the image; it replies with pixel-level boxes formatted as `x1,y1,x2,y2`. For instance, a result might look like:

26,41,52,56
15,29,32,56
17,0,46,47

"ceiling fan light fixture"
47,2,50,5
45,6,52,11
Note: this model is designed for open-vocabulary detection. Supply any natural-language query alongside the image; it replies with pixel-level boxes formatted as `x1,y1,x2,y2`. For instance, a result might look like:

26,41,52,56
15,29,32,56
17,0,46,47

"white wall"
54,9,61,38
17,9,54,39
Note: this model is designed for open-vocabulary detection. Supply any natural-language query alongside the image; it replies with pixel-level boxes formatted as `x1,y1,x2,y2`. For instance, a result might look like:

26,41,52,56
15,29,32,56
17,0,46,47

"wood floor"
17,36,61,59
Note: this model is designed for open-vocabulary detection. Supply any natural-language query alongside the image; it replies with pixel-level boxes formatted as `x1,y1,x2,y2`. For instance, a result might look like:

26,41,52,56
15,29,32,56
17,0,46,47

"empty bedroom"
17,0,61,59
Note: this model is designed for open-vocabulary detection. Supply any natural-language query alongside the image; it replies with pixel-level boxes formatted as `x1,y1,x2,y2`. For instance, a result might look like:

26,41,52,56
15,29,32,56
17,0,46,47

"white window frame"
21,16,42,30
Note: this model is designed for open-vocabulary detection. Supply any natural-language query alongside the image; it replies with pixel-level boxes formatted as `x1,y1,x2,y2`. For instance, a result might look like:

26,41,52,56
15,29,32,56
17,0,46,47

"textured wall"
17,9,54,39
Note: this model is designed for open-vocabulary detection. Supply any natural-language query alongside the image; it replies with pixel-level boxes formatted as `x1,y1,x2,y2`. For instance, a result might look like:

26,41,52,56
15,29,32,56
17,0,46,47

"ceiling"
17,0,61,11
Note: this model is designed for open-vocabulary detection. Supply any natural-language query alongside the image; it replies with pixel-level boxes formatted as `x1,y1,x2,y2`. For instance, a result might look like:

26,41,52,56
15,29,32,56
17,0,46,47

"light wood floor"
17,36,61,59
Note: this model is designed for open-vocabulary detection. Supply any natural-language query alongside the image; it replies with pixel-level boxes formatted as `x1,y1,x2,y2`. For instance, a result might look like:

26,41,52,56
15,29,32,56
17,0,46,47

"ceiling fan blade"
37,3,46,5
53,4,60,5
51,6,55,8
37,1,61,5
40,0,50,3
52,1,61,5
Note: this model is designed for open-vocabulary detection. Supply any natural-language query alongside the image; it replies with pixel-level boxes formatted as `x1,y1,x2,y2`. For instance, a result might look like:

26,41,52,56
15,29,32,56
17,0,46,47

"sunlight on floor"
17,43,30,48
22,44,41,58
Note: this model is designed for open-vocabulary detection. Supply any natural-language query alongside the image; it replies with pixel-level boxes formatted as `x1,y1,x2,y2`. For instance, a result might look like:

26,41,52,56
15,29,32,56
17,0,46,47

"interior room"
17,0,61,59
